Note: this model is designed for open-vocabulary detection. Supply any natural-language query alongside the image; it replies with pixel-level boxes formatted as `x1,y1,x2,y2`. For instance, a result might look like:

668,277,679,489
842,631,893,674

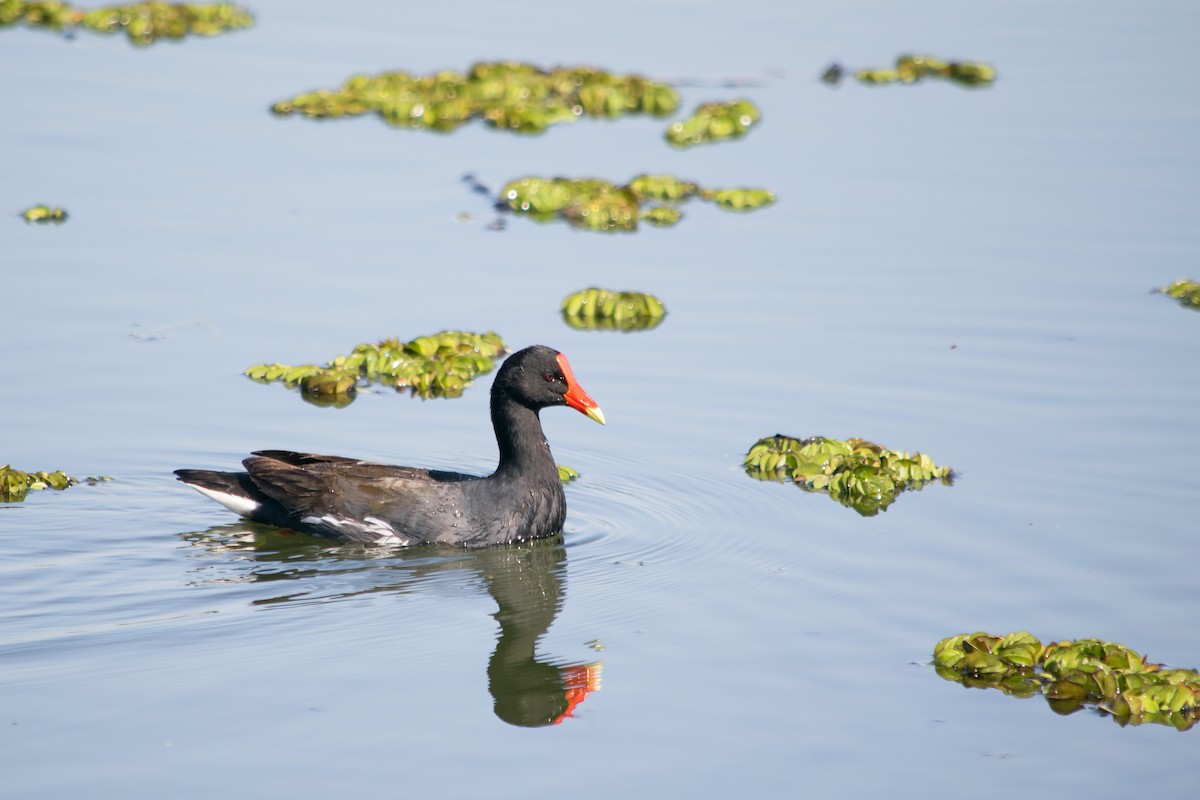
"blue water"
3,1,1199,797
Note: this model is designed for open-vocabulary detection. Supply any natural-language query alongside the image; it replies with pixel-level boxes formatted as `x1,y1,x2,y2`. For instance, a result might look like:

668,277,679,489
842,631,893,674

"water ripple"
560,445,885,624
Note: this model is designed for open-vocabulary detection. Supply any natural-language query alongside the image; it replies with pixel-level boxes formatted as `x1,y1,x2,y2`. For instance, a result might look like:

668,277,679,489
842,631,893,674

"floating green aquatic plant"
708,188,776,212
500,174,774,232
934,631,1200,732
557,465,579,483
21,204,68,223
640,206,682,227
0,1,253,44
821,54,996,88
628,174,700,203
743,434,953,516
1,465,112,502
246,331,507,406
561,288,666,332
665,99,760,148
271,61,680,136
1159,279,1200,310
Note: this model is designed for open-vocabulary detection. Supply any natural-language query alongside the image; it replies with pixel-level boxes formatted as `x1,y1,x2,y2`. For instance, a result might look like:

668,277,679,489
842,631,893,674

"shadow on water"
178,524,600,728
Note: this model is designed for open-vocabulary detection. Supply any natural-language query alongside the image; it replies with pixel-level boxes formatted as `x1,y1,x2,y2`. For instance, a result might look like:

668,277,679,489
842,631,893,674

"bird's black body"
174,345,604,547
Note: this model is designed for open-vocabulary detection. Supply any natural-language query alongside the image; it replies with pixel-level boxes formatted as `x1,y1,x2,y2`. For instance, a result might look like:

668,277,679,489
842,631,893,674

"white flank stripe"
300,514,407,545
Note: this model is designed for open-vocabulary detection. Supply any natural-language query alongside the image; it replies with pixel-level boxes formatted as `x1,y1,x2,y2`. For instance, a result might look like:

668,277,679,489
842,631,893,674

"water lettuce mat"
1,465,112,502
20,204,68,223
821,54,996,88
665,99,760,148
743,434,953,516
561,288,666,332
245,331,507,407
500,174,774,232
272,61,680,135
0,1,253,44
935,632,1200,732
1158,279,1200,310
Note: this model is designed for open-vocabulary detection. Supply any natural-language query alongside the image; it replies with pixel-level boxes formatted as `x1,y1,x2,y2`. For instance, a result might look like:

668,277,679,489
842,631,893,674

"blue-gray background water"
3,1,1199,796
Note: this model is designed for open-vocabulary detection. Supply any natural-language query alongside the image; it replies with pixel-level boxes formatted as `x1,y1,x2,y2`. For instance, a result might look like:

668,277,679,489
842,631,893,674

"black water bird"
174,345,605,547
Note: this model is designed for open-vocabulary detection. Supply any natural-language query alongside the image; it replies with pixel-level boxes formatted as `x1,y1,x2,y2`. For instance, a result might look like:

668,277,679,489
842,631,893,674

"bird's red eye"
543,372,556,382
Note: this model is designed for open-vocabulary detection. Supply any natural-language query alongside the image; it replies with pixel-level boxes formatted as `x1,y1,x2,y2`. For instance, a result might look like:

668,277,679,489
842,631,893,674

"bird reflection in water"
179,524,601,727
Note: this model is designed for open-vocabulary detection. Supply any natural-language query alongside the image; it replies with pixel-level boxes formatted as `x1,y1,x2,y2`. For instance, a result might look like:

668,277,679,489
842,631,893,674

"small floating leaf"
557,465,579,483
855,68,899,84
21,204,68,223
640,206,683,227
705,188,776,211
300,371,357,398
501,177,577,216
945,61,996,86
628,174,700,203
560,185,640,232
895,54,950,83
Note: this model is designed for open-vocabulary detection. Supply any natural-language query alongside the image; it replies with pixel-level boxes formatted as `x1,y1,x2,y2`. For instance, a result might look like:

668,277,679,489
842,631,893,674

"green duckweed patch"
743,434,953,516
1,465,112,502
935,631,1200,732
271,61,680,136
500,174,774,232
246,331,507,407
561,288,666,332
0,1,253,44
822,54,996,88
1159,279,1200,310
557,465,579,484
665,99,760,148
21,204,68,223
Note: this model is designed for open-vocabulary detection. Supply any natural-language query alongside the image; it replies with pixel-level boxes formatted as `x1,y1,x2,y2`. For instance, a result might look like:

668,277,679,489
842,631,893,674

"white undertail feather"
186,484,260,517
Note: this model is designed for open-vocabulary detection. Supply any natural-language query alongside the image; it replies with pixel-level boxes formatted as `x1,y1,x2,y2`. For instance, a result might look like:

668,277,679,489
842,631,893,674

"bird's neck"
492,397,556,477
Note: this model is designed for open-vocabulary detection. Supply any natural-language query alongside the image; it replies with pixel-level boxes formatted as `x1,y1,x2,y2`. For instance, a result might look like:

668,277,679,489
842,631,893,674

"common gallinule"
174,345,605,547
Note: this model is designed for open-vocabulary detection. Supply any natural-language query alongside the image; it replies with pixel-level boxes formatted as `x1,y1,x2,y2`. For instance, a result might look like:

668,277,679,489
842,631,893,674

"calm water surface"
3,1,1199,797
